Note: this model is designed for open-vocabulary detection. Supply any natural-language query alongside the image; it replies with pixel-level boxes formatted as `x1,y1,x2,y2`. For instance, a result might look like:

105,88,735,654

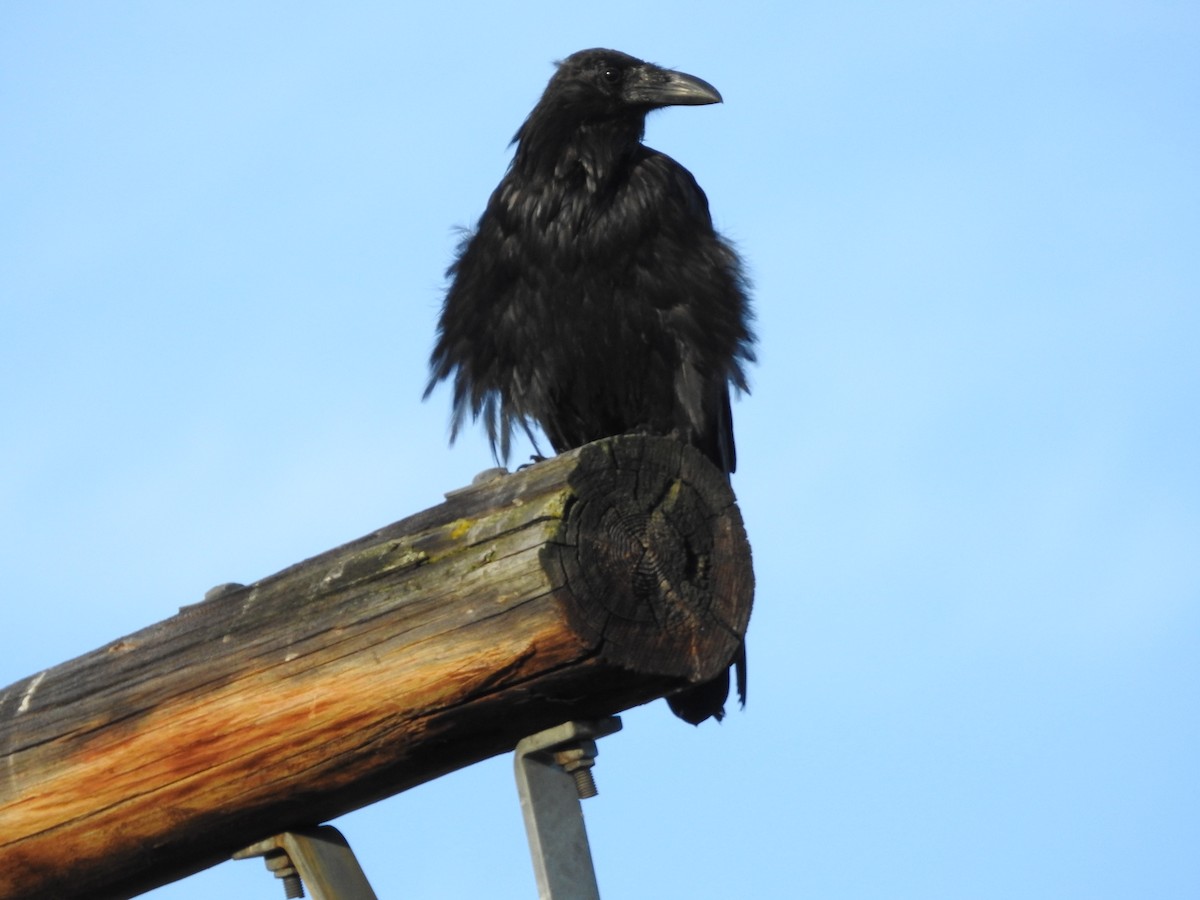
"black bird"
425,49,755,724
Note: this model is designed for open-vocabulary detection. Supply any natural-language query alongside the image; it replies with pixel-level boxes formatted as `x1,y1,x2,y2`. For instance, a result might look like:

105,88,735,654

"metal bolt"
281,874,304,900
570,765,597,799
553,741,599,799
263,849,305,898
238,846,305,899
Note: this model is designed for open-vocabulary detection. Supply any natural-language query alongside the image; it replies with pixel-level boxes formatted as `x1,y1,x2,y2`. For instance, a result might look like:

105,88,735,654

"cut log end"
549,439,753,684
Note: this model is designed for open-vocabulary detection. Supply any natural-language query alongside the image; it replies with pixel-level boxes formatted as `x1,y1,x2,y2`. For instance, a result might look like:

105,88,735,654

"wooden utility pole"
0,436,753,899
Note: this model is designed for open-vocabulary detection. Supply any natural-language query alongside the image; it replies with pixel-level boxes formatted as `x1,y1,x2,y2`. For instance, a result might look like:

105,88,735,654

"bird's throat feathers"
513,108,646,192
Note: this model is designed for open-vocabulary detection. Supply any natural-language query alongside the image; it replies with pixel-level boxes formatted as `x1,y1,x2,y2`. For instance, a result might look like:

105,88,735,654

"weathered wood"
0,436,753,899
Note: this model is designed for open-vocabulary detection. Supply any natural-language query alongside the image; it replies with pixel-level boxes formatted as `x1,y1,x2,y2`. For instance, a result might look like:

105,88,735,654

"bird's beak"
624,65,723,107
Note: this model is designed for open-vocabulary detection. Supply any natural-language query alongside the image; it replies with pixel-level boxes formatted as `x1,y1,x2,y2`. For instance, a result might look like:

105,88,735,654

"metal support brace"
234,825,378,900
514,717,623,900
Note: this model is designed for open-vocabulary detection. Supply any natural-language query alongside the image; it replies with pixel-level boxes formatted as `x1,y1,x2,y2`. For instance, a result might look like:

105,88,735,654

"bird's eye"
601,67,621,84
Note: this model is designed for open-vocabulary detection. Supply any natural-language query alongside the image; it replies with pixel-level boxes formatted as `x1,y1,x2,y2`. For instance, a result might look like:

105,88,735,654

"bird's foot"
516,454,547,471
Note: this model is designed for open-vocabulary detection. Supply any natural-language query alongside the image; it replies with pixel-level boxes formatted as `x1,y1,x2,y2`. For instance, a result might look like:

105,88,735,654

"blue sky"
2,2,1197,897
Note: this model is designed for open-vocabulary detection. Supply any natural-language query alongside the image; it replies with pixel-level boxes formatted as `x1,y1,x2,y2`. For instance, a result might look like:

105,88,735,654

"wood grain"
0,436,753,899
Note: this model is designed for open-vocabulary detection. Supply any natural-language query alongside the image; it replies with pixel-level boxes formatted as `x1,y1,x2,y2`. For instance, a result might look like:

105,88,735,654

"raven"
425,49,755,724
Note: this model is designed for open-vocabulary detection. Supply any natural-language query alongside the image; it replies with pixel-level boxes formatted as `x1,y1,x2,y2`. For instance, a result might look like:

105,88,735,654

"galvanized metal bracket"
514,717,623,900
233,825,378,900
234,718,621,898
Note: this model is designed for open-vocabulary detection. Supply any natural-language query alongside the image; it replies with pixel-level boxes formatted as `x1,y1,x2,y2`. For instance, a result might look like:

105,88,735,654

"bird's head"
541,48,722,121
510,49,721,179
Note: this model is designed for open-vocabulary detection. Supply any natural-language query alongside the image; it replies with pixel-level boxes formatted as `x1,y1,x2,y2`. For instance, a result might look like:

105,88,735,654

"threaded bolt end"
282,872,305,899
572,765,598,799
